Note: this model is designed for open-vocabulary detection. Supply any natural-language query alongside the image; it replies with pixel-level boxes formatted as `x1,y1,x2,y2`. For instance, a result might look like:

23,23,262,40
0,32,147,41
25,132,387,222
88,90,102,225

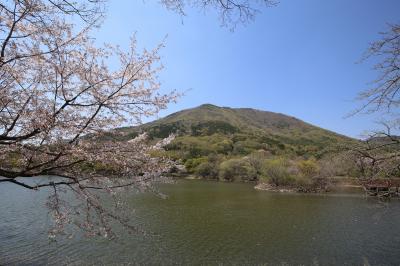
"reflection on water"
1,179,400,265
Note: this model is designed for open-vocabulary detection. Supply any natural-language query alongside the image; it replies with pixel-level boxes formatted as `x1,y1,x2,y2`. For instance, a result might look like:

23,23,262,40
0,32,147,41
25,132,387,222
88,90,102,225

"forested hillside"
111,104,357,185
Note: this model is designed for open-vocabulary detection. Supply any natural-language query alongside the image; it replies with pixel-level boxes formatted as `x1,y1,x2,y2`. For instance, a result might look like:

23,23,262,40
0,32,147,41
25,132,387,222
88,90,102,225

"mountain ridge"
115,104,354,160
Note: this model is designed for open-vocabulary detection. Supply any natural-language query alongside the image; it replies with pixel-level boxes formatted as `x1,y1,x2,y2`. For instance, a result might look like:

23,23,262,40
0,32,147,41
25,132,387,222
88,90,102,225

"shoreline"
254,182,364,193
254,183,296,193
179,176,371,195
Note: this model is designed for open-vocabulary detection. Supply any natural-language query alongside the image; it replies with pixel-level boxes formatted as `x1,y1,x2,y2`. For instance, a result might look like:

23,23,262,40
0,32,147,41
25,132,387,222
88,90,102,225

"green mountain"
115,104,354,161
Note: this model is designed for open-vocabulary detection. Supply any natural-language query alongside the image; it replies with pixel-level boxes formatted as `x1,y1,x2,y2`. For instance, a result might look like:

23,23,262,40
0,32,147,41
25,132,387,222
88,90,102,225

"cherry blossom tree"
0,0,179,238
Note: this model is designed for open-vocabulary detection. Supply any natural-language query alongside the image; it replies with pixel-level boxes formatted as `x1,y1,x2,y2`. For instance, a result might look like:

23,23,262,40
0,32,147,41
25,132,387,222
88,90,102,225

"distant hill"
113,104,355,160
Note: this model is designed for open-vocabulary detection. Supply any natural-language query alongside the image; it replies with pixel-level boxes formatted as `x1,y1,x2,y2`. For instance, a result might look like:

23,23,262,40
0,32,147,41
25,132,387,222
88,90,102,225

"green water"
1,179,400,265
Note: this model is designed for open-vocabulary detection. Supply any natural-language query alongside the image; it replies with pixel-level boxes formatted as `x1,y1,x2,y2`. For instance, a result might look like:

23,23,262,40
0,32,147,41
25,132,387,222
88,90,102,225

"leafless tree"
358,23,400,114
347,23,400,182
348,123,400,180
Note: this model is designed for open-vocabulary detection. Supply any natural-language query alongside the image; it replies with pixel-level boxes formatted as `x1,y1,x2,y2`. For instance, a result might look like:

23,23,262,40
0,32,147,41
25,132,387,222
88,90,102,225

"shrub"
192,154,224,179
297,159,320,178
214,139,234,154
218,158,257,182
261,158,295,186
246,151,270,176
318,153,361,178
184,157,207,173
195,162,219,179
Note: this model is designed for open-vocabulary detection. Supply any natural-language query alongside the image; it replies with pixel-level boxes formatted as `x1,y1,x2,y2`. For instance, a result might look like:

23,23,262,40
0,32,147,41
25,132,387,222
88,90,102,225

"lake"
1,179,400,265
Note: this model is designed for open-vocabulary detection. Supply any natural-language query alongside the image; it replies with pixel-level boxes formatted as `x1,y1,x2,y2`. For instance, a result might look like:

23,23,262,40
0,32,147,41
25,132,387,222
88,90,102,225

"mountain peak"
198,103,220,109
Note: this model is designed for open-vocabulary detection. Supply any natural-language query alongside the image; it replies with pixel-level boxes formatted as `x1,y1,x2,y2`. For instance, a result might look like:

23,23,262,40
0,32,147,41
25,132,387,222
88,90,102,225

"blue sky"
93,0,400,138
